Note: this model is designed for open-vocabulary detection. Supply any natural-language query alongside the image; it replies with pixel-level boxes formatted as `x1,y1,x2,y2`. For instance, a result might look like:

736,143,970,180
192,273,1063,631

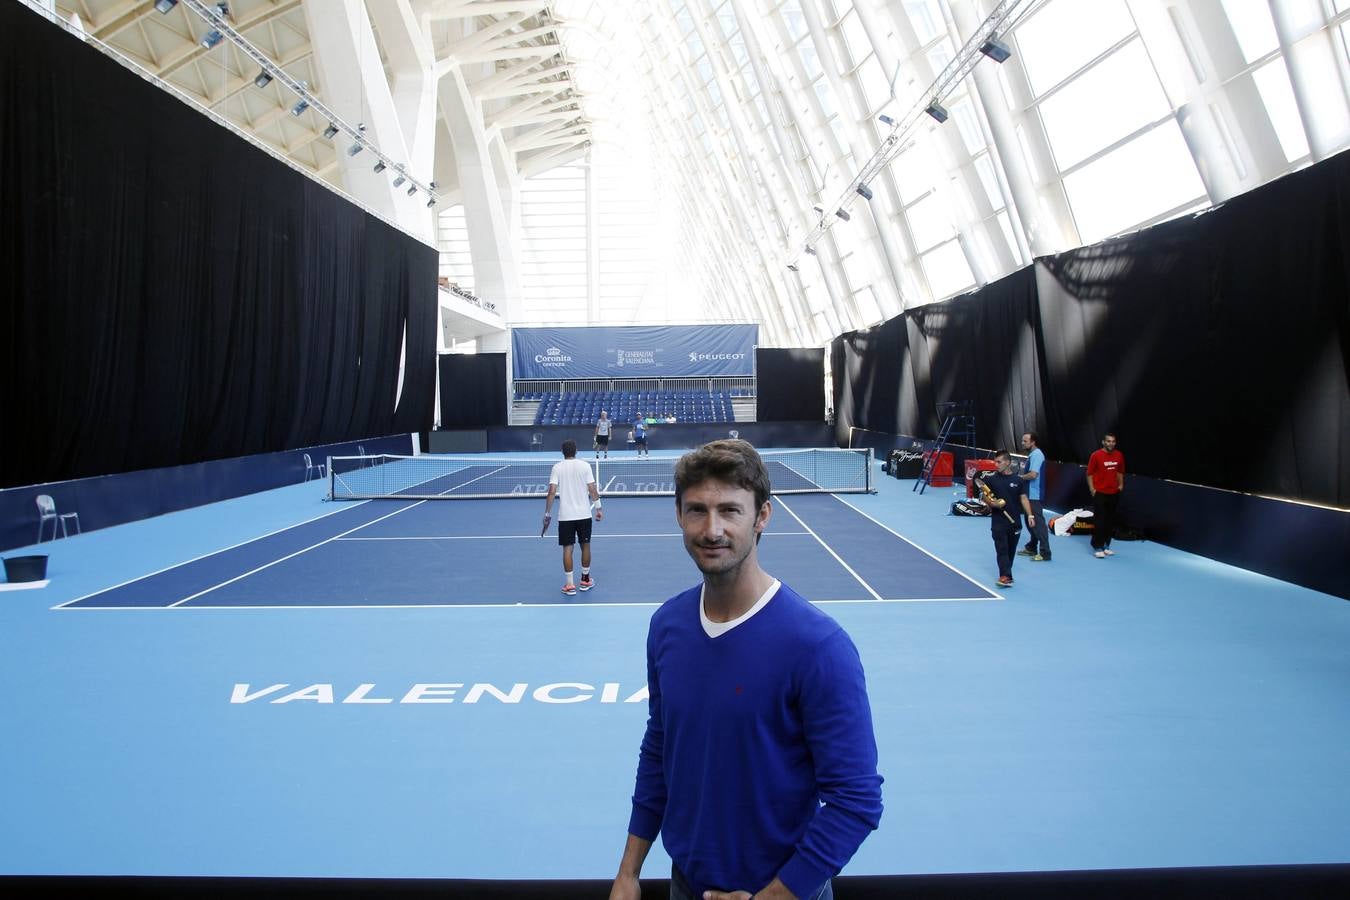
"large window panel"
905,191,957,251
840,9,871,63
781,0,809,42
950,97,986,156
1251,59,1311,162
854,285,883,326
1016,0,1136,97
841,249,873,294
921,238,975,300
893,140,943,204
857,54,890,113
1063,121,1206,244
1220,0,1279,64
902,0,944,45
814,77,838,119
973,153,1005,212
800,39,824,80
1038,39,1172,171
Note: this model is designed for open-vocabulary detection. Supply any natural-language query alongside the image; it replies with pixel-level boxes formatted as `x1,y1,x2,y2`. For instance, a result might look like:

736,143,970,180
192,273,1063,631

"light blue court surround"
1,449,1348,879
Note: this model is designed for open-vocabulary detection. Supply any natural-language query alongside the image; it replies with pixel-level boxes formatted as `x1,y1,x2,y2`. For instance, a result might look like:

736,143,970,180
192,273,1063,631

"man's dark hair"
1104,432,1117,441
674,439,771,512
994,449,1011,462
1023,431,1039,446
561,439,577,458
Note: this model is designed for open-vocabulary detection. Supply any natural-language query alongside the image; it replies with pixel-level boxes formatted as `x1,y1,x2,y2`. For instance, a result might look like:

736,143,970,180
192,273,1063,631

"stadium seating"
531,389,736,426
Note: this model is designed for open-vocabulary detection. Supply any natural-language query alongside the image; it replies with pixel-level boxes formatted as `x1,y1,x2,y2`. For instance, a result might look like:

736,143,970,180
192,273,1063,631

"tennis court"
4,449,1349,890
59,451,994,609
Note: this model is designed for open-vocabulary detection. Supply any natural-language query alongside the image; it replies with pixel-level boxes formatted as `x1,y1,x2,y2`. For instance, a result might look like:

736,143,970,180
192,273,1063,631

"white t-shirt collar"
700,578,781,638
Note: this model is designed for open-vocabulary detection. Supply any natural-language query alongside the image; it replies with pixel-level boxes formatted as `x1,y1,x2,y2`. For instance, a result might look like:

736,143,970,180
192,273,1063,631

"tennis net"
328,448,874,500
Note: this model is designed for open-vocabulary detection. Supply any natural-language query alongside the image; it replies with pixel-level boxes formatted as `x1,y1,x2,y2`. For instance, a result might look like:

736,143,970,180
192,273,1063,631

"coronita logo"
688,351,748,362
534,346,573,365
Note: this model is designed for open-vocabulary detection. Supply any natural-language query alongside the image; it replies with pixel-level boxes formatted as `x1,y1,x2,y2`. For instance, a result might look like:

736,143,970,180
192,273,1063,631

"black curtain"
756,348,825,421
439,353,507,427
834,152,1350,508
0,5,437,489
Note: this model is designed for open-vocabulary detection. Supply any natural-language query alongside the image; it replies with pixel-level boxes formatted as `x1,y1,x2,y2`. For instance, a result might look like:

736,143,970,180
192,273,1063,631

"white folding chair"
529,433,544,451
303,453,326,482
36,494,81,542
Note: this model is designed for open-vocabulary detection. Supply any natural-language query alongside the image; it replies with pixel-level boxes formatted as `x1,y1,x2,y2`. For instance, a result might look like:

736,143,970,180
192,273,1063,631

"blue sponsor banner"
512,325,758,379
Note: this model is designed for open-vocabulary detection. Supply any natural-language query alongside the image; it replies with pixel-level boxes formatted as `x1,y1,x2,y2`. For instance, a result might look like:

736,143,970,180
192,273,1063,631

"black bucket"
3,555,48,583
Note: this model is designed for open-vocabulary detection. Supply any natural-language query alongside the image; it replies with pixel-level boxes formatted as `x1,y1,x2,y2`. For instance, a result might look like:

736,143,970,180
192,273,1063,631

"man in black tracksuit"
976,450,1036,588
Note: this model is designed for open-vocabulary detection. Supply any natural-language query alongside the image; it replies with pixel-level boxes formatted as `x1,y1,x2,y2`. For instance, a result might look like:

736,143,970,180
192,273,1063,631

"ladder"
914,401,975,494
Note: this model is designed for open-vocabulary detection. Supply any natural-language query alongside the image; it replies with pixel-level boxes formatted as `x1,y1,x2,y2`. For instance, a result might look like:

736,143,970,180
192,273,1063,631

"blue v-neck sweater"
628,583,883,898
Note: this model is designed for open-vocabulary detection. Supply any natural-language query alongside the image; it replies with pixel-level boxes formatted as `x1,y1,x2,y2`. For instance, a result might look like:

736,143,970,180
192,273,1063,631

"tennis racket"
540,514,551,537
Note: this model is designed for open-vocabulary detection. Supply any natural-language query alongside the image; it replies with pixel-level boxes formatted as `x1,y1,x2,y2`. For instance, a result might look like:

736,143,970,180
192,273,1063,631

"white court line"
152,466,512,609
774,497,885,603
441,464,514,494
52,500,373,610
163,503,431,608
57,596,991,611
333,531,810,541
826,493,1000,599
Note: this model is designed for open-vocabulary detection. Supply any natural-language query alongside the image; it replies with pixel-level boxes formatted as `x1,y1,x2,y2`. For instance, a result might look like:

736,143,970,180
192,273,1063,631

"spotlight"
924,101,949,123
392,172,406,188
253,70,272,89
856,183,873,200
426,197,436,208
407,183,417,196
347,141,363,157
291,98,309,117
835,208,851,222
429,181,439,190
154,0,178,13
213,2,230,16
200,30,223,49
878,114,895,126
787,262,799,272
812,205,824,214
323,123,339,139
979,38,1011,64
804,245,817,256
373,160,387,173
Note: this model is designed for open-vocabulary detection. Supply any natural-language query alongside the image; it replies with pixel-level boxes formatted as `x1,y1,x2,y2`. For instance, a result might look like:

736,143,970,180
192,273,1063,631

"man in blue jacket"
609,440,883,900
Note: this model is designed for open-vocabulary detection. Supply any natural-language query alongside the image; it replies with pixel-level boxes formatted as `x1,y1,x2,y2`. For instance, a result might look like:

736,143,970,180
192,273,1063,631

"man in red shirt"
1086,432,1125,559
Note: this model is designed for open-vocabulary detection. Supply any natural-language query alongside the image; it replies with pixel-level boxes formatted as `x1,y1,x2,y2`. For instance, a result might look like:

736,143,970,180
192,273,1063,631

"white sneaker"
1103,549,1115,556
1094,550,1106,559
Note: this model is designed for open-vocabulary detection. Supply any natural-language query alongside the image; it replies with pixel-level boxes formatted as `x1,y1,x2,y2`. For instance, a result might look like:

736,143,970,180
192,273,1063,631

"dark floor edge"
4,864,1349,898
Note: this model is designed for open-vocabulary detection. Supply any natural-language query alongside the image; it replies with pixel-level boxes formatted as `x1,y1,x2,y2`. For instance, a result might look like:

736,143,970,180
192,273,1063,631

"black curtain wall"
439,353,508,428
0,4,438,489
756,348,825,421
834,150,1350,508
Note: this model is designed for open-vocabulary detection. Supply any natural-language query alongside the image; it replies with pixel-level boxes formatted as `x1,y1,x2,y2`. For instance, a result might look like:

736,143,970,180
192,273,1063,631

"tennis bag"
951,499,990,517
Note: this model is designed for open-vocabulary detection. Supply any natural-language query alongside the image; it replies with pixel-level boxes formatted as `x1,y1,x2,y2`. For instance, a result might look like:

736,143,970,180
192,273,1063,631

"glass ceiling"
433,0,1350,348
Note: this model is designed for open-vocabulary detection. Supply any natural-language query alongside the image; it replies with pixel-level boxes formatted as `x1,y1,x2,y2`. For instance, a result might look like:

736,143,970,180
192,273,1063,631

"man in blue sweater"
610,440,883,900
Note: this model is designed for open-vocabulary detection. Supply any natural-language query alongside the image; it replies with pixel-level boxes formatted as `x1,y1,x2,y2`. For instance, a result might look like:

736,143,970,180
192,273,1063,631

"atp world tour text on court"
231,682,651,705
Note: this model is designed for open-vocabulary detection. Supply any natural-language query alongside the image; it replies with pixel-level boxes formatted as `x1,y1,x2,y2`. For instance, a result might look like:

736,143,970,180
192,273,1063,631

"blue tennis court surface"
3,452,1348,884
61,491,995,608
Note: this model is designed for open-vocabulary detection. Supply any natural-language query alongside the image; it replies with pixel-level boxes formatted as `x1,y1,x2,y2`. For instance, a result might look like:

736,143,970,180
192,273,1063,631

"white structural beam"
438,64,526,345
303,0,435,238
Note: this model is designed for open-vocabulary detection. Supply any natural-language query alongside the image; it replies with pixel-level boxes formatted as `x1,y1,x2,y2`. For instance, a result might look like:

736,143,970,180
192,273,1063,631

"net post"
865,447,875,492
327,456,334,501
